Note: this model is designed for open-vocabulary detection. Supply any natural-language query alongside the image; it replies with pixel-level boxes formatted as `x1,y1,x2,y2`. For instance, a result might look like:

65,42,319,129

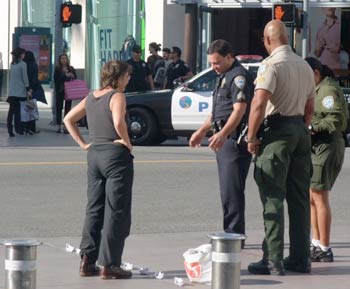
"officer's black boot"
248,259,285,276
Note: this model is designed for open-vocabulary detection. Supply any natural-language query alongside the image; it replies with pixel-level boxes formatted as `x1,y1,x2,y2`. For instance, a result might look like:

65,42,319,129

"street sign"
272,3,295,24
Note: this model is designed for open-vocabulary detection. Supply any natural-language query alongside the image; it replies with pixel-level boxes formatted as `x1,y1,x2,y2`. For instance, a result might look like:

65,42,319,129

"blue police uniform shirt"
126,58,151,92
212,60,254,122
165,59,190,89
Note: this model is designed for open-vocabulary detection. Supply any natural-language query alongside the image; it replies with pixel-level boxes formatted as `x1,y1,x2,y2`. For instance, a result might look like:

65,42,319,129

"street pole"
53,0,64,124
184,4,197,74
302,0,309,58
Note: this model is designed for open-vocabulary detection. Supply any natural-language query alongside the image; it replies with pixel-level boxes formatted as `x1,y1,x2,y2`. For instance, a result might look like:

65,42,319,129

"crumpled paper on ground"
65,243,81,255
174,277,185,286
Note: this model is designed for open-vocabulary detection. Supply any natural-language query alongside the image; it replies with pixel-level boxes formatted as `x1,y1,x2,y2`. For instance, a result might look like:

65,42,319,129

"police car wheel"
128,107,159,145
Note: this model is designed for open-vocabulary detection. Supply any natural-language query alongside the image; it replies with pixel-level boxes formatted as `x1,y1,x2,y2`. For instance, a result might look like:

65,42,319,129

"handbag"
20,99,39,122
64,79,89,100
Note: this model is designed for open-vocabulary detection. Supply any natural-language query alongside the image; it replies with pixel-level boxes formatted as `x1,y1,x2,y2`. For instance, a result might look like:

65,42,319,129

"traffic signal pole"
302,0,309,58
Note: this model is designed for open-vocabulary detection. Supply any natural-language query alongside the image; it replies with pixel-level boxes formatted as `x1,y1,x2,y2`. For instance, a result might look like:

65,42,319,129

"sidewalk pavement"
0,228,349,289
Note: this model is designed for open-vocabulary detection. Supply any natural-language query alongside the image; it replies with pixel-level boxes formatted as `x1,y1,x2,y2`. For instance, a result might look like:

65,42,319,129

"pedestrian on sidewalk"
7,47,29,137
23,50,46,134
246,20,315,275
305,57,348,263
54,53,76,134
64,60,133,279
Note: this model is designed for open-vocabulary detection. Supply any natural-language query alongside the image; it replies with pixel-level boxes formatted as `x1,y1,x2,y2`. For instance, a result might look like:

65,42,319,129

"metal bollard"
208,233,245,289
1,240,42,289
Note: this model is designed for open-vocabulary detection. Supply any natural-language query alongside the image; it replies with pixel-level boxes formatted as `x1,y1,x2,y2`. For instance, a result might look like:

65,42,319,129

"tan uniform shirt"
255,45,315,117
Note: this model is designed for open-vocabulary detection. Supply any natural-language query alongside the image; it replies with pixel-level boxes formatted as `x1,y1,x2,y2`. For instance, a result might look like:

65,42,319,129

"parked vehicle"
126,56,350,145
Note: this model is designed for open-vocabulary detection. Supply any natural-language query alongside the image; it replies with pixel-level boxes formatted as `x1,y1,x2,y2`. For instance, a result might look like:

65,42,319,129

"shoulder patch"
258,64,267,75
322,95,335,109
234,75,246,90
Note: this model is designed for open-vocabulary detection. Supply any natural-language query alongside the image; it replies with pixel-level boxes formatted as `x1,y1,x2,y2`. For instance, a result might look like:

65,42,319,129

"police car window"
190,70,219,92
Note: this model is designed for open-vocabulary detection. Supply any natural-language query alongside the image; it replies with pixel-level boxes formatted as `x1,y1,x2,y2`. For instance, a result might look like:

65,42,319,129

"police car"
127,62,350,145
127,56,262,145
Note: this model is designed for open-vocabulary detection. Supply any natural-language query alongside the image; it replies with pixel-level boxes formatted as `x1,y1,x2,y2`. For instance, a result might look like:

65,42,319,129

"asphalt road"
0,105,349,240
0,128,349,239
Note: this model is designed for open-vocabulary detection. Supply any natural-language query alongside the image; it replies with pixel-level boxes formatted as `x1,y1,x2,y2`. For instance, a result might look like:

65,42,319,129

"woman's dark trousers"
7,97,25,134
80,144,133,267
55,93,72,125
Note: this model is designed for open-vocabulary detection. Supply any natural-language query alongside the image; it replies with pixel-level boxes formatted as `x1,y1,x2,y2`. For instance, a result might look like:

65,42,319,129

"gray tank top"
86,89,120,143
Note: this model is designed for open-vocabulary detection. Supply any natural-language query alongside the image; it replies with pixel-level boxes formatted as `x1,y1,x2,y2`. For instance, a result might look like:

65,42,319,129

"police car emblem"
322,95,334,109
179,96,192,109
234,76,246,90
258,64,267,75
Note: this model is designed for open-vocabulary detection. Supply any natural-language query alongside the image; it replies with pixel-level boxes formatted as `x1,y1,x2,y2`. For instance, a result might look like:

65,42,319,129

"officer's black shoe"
312,247,334,262
283,256,311,273
248,259,285,276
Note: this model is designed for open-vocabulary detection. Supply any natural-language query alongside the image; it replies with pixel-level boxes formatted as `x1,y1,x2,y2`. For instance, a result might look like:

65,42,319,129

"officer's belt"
211,119,243,140
211,119,227,133
264,114,304,127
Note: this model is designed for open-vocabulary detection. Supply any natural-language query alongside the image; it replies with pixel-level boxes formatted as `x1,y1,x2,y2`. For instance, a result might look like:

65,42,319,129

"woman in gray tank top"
64,61,133,279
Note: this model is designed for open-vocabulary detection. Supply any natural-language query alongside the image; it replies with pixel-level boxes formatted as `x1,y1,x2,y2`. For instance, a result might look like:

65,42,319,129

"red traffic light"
273,3,295,24
60,3,82,26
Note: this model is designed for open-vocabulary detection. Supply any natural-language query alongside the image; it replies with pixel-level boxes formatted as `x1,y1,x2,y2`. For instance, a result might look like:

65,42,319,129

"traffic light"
272,3,295,24
60,2,82,27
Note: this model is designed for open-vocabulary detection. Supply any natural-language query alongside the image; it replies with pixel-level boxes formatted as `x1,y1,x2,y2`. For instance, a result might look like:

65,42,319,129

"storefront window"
21,0,54,28
96,0,142,65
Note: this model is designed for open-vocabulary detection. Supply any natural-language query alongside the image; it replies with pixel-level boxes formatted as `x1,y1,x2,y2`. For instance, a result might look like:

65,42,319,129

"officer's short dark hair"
132,45,142,53
162,48,171,54
305,57,335,78
207,39,234,57
171,46,182,57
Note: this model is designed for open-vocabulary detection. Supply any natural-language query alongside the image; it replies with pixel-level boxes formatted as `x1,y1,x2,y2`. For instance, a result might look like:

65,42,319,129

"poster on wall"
308,7,350,75
309,8,341,70
13,27,52,83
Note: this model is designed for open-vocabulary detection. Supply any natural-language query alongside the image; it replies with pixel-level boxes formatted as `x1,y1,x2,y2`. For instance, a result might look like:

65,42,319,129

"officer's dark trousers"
216,139,252,234
80,143,133,267
254,121,311,263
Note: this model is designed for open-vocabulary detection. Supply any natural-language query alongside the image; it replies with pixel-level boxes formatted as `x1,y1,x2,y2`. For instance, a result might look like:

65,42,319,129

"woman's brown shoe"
101,266,132,279
79,255,100,277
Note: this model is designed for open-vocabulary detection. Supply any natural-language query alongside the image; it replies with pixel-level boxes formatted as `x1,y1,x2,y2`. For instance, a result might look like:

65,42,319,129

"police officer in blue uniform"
163,46,193,89
190,39,254,237
126,45,154,92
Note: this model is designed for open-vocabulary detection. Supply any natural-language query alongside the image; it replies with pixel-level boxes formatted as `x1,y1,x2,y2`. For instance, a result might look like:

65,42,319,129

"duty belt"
211,119,227,134
211,119,246,141
263,114,304,127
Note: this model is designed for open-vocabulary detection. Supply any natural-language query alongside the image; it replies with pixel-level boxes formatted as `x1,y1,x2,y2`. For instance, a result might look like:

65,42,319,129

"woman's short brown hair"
100,61,129,89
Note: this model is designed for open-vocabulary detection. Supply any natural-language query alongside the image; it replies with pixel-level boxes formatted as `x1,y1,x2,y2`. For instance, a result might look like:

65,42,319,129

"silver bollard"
1,240,42,289
208,233,245,289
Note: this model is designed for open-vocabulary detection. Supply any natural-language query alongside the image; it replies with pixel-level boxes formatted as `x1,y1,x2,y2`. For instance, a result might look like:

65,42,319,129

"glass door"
198,7,213,71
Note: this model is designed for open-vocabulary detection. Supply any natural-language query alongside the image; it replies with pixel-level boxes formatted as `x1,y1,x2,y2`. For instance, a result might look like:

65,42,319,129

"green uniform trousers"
254,120,311,263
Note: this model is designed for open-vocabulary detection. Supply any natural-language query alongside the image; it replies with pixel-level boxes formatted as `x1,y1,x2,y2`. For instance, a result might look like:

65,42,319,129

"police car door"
171,69,219,130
